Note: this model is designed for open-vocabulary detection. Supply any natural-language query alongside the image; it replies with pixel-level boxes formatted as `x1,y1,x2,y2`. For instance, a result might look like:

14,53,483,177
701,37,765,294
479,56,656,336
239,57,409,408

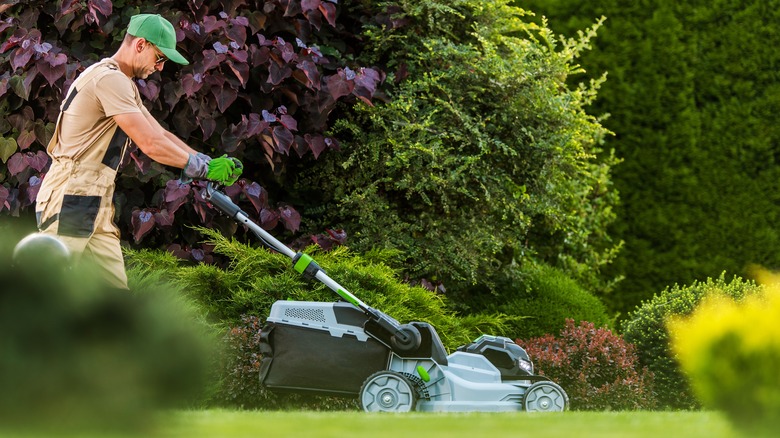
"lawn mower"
204,184,569,412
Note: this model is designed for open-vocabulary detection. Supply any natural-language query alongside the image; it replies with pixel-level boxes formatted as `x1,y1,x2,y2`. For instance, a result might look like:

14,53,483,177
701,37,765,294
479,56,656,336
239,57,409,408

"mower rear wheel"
390,324,422,352
522,380,568,412
360,371,418,412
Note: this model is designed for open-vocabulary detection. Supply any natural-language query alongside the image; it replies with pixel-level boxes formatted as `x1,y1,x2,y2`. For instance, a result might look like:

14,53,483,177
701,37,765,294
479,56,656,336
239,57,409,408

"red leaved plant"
518,319,657,411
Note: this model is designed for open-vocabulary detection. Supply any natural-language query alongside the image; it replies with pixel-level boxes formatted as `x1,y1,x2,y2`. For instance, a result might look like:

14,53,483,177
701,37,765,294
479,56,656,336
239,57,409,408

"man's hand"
182,153,243,186
207,155,243,186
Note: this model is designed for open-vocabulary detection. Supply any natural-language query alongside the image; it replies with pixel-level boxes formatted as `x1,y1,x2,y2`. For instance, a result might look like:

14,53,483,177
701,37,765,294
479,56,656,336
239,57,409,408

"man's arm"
112,107,242,186
112,111,190,168
141,107,200,156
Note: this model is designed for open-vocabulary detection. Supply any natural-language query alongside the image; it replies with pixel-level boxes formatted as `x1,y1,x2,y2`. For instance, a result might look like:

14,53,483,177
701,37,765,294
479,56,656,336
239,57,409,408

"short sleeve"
140,103,152,119
93,72,143,117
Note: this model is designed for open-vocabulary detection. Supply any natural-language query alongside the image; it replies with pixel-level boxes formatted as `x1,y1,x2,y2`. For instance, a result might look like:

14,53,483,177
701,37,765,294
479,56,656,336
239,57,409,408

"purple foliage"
0,0,383,254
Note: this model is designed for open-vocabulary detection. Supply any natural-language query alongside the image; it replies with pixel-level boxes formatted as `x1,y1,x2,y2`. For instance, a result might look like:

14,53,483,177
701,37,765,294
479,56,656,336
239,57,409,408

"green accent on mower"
417,365,431,382
293,253,314,274
338,289,360,307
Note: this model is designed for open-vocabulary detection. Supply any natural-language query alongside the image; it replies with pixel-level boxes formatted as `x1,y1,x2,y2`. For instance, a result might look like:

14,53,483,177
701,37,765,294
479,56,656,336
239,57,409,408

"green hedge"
520,0,780,315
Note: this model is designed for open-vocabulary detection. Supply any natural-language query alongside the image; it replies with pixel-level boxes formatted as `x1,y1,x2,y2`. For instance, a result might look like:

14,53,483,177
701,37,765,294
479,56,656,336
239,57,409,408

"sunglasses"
148,43,168,65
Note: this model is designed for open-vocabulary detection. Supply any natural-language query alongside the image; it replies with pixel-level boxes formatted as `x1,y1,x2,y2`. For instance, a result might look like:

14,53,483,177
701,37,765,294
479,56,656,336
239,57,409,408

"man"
35,14,242,289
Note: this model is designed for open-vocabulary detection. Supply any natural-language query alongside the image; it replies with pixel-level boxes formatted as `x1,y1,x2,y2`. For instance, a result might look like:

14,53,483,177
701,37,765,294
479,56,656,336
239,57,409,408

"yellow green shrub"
669,272,780,436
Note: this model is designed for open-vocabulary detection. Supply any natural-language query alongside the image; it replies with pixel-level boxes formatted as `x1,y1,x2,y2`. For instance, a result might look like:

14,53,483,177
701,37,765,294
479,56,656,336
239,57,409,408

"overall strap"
46,60,124,163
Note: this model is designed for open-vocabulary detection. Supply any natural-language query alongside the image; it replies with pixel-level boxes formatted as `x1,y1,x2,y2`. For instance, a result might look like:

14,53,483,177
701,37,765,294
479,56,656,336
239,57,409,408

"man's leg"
82,231,129,290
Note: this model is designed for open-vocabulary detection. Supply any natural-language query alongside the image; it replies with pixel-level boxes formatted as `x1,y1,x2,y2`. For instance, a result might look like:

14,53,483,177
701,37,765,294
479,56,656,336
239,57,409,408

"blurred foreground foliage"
0,227,216,435
669,269,780,436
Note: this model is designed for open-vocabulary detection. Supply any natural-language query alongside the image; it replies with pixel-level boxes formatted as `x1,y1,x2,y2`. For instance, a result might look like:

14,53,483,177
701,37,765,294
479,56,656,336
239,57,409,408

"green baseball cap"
127,14,188,65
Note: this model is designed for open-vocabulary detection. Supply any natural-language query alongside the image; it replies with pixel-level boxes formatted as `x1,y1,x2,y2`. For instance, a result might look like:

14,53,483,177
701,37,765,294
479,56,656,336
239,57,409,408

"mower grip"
205,183,244,218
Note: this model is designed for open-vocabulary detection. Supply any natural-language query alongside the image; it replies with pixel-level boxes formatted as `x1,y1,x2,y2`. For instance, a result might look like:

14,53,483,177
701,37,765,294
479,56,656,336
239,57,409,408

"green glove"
207,155,243,186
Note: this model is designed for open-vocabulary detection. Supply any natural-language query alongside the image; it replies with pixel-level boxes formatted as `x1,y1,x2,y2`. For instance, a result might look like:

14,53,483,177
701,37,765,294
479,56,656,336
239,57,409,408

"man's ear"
134,37,147,53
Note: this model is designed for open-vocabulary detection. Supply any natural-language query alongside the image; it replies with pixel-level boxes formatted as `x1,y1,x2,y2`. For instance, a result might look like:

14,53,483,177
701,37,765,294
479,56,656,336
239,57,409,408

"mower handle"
203,183,421,352
204,183,295,259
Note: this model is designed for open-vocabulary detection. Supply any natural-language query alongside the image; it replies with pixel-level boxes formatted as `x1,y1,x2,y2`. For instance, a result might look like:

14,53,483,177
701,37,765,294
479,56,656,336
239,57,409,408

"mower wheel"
360,371,418,412
390,324,422,352
522,380,568,412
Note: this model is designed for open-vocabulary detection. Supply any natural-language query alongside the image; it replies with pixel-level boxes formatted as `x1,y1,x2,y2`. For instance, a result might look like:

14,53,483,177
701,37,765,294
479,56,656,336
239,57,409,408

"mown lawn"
155,410,738,438
2,410,740,438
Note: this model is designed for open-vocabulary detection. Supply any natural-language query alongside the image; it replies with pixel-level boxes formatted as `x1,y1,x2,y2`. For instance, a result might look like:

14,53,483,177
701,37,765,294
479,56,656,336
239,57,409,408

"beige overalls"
35,59,143,289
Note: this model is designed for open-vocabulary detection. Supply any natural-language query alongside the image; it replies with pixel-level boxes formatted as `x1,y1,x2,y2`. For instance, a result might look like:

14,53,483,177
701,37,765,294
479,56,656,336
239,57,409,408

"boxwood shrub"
621,273,763,409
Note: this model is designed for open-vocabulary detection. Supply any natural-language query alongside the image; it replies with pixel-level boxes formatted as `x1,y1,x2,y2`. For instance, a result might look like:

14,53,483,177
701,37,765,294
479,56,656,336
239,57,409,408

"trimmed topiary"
473,260,612,339
621,273,763,409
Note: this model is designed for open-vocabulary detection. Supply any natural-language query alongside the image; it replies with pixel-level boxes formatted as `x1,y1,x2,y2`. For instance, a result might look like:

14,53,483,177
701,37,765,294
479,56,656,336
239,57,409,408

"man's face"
137,41,167,79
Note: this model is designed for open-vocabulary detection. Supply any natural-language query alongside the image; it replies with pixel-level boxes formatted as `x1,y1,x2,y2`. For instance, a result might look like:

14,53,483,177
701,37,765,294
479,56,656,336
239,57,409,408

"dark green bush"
621,273,763,410
520,319,656,411
468,260,612,339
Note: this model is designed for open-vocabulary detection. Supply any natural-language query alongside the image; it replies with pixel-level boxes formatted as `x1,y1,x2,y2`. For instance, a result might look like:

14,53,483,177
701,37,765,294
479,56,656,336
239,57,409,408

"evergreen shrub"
621,273,763,409
126,229,514,408
520,319,656,411
669,275,780,435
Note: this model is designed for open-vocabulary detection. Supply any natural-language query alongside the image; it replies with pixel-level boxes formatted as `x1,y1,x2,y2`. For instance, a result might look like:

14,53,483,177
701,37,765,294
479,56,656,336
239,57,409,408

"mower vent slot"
284,307,327,323
501,394,524,403
402,372,430,400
